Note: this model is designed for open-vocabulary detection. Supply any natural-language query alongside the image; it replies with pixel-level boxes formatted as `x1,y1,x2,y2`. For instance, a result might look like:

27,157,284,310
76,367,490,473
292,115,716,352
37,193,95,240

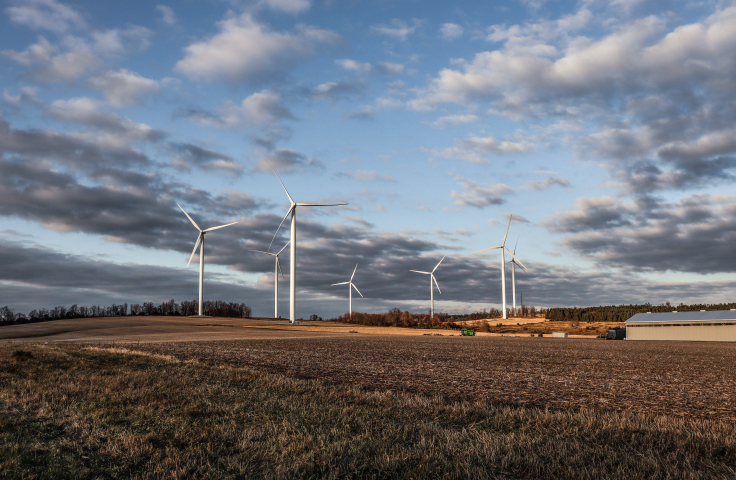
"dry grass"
1,342,735,479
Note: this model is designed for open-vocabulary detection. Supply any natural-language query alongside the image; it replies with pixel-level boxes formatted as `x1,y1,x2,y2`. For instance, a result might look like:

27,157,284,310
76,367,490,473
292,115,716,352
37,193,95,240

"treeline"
444,305,546,321
332,308,452,329
0,299,252,326
545,302,736,323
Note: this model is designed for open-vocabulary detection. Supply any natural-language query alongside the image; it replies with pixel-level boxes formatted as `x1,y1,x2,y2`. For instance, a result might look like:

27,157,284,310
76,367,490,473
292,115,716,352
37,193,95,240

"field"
2,316,736,478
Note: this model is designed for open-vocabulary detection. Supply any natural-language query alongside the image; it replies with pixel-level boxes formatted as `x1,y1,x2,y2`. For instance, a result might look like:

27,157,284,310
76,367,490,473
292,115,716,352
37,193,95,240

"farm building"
626,310,736,342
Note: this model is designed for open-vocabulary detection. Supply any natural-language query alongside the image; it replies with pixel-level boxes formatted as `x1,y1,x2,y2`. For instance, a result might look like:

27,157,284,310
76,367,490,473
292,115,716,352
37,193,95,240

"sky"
2,0,736,318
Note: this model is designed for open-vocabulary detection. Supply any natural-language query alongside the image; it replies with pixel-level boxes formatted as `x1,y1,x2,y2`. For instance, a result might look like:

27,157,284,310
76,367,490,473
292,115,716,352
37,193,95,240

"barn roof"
626,310,736,324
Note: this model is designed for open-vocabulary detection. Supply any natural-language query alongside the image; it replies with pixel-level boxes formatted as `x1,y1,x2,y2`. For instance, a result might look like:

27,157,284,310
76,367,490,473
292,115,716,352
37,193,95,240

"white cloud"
0,36,55,65
37,45,97,81
88,69,159,106
155,5,177,25
335,59,371,72
374,62,404,74
186,90,293,128
370,19,420,41
2,87,40,106
338,170,397,182
254,148,323,173
175,13,340,82
440,23,463,40
259,0,311,14
423,135,534,163
450,179,514,208
522,177,572,190
431,114,480,127
7,0,86,33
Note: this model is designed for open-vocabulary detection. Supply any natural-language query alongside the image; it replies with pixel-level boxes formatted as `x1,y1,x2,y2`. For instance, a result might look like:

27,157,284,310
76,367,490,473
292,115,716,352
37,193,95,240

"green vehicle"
461,329,476,336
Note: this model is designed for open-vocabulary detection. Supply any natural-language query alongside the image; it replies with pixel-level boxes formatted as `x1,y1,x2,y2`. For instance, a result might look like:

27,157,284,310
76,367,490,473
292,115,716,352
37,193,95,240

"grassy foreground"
1,344,734,479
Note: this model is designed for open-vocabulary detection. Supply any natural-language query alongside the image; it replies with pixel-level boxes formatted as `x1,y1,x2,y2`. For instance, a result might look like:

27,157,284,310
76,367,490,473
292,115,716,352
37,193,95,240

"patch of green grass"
0,343,734,479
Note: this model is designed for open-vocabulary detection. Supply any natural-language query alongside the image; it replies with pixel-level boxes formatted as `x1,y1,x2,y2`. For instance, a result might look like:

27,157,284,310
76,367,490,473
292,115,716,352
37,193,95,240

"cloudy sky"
2,0,736,318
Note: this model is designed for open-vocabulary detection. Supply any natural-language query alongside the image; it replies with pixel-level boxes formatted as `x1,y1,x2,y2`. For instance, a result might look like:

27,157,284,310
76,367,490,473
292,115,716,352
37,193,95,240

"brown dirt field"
118,334,736,422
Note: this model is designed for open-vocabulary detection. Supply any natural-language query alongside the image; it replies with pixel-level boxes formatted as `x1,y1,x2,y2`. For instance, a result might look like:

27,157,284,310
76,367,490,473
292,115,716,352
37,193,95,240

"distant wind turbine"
178,204,237,317
249,241,290,319
266,161,347,323
508,239,528,313
411,256,445,319
331,263,363,319
474,215,526,320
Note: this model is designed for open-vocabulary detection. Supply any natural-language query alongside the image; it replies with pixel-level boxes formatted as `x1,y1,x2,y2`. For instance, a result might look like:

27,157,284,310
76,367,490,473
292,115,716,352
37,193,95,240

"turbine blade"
277,240,291,256
432,274,441,294
332,281,349,286
265,160,295,204
178,204,201,232
203,221,237,232
187,233,202,267
502,214,512,246
410,270,430,274
249,249,276,257
432,255,445,273
514,238,518,255
295,203,348,207
473,245,503,253
351,283,363,297
268,206,294,251
350,263,358,281
505,247,527,270
277,257,284,278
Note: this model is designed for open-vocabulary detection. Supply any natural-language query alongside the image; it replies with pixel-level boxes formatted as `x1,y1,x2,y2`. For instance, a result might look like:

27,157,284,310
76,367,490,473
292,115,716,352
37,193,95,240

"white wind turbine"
266,161,347,323
411,256,445,319
249,241,290,319
507,239,528,314
178,204,238,317
331,263,363,319
474,215,526,320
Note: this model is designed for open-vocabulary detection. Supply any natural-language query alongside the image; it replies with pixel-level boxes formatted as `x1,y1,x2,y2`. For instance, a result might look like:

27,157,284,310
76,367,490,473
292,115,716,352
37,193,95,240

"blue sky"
2,0,736,318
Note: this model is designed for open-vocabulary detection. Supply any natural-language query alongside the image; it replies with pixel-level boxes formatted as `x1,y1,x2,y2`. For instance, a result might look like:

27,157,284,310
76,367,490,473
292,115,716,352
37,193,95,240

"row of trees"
332,308,451,329
0,299,252,326
545,302,736,323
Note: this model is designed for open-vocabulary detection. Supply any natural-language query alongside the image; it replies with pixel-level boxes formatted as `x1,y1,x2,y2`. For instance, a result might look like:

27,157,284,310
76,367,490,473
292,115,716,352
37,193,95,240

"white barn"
626,310,736,342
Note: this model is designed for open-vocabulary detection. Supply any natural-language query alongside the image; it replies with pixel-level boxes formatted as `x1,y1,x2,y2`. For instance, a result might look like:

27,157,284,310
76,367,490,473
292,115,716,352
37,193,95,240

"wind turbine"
507,239,528,314
331,263,363,319
474,215,526,320
178,204,237,317
266,161,347,323
249,241,290,319
411,256,445,319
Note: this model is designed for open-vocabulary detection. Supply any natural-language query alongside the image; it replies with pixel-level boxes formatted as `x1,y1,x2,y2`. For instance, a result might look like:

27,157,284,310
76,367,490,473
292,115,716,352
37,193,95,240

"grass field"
2,318,736,478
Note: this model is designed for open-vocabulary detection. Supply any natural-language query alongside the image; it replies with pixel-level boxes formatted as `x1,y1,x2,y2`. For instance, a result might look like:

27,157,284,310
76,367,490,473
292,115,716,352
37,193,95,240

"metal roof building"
626,310,736,342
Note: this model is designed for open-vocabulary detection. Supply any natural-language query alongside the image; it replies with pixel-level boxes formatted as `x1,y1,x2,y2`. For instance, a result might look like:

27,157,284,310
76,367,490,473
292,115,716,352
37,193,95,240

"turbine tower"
266,161,347,323
508,239,528,313
331,263,363,319
249,241,290,319
178,204,237,317
474,215,526,320
411,256,445,319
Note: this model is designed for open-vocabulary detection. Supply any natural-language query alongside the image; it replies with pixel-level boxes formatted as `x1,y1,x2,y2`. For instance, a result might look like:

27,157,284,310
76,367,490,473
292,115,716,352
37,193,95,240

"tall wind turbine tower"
266,161,347,323
474,215,526,320
249,241,290,319
508,240,528,313
411,256,445,319
331,263,363,319
178,204,237,317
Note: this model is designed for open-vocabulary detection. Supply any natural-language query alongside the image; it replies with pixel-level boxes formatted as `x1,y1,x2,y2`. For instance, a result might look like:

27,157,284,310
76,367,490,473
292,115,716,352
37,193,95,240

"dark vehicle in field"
606,328,626,340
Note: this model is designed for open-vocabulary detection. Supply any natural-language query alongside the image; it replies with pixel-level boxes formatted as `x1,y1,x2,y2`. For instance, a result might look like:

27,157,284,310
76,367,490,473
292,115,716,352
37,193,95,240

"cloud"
423,134,534,163
155,5,177,25
36,44,97,81
440,23,463,40
254,148,324,173
259,0,311,14
373,62,404,75
345,107,374,120
2,87,40,107
88,69,159,106
335,58,371,73
431,114,480,127
175,13,340,82
370,19,420,41
169,142,242,174
522,176,572,190
184,90,293,128
0,36,55,65
7,0,86,33
336,170,397,182
312,80,365,100
450,179,514,208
